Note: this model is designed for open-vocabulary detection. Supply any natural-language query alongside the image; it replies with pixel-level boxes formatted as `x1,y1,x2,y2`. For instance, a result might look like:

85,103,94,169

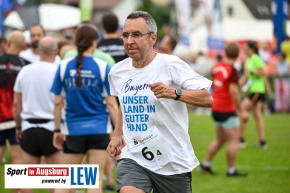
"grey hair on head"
39,36,57,56
127,11,157,34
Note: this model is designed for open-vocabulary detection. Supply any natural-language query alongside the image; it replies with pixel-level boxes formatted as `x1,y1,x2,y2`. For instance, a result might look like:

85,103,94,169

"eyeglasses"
121,31,152,40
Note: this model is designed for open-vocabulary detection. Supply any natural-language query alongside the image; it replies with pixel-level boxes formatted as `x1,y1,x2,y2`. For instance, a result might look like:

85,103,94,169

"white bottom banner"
4,164,99,189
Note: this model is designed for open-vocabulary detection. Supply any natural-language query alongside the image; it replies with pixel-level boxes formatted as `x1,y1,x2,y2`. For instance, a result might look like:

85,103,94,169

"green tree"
137,0,171,37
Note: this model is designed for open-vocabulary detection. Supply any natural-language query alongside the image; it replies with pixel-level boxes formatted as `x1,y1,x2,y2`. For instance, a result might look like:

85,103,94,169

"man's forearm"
13,92,22,127
179,89,213,107
112,107,124,138
54,105,62,130
13,112,21,127
106,96,119,126
53,96,64,130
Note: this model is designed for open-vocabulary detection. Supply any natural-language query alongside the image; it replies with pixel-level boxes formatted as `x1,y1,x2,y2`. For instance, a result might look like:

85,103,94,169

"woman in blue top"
51,24,118,193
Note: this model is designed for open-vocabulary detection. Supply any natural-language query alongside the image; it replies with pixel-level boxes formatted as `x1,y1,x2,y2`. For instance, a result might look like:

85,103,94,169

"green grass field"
1,113,290,193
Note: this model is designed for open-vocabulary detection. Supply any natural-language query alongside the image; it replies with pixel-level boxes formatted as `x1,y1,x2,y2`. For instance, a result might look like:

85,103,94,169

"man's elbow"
54,100,64,109
54,102,61,107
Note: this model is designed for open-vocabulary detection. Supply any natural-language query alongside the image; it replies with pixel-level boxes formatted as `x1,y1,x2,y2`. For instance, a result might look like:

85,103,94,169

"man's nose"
127,35,135,43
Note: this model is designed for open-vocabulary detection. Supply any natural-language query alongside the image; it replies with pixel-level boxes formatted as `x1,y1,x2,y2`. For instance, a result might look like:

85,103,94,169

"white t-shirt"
14,61,58,132
20,49,39,63
20,49,61,65
109,53,212,175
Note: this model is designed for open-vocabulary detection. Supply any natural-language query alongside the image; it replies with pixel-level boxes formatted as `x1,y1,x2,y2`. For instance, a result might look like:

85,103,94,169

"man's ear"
54,48,59,55
150,33,157,46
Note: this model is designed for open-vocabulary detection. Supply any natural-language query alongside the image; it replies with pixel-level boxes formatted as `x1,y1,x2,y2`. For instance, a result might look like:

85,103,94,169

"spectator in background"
98,12,128,63
57,39,76,60
215,54,223,63
63,20,116,67
51,24,118,193
0,36,7,54
59,43,76,60
0,30,30,193
281,35,290,64
192,51,213,77
13,36,63,193
200,43,246,177
22,30,31,51
20,23,61,65
258,42,272,115
259,42,270,65
190,51,214,115
157,33,178,55
275,53,290,113
156,23,171,46
239,41,267,149
20,24,45,63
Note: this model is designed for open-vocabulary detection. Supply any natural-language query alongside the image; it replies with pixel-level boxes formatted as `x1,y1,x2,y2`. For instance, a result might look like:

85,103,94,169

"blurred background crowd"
1,0,289,114
0,0,290,192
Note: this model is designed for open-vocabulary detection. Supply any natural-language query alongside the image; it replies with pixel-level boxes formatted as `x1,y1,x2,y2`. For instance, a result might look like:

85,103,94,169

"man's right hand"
107,136,124,158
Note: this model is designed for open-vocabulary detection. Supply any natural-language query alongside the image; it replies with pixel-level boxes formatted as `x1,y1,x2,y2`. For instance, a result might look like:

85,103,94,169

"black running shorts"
20,127,58,156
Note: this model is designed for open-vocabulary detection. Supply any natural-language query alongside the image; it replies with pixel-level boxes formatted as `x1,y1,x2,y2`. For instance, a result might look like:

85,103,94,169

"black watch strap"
174,95,181,100
174,88,182,100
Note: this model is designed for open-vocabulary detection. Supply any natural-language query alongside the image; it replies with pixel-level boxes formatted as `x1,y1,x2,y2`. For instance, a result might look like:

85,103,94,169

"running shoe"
200,164,215,175
257,140,268,149
227,170,248,177
239,138,247,148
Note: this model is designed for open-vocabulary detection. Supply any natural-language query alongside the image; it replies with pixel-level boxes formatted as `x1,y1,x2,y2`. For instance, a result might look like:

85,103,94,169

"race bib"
128,126,170,165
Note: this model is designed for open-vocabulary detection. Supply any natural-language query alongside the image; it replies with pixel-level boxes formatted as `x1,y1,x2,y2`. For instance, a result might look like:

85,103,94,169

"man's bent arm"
149,82,213,107
179,89,213,107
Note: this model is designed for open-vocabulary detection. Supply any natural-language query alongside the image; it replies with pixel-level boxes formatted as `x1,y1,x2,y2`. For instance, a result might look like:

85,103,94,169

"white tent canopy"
4,3,81,31
223,18,273,41
4,11,24,30
174,18,290,54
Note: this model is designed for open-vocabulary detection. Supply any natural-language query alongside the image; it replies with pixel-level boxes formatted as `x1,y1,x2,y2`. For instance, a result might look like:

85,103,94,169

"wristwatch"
174,88,182,100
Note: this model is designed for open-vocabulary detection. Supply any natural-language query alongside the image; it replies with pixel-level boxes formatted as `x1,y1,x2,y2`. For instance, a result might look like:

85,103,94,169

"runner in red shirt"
200,43,247,177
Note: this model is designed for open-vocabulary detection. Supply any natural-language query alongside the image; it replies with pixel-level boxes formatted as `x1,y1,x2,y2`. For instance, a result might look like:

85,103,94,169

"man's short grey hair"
39,36,57,56
127,11,157,34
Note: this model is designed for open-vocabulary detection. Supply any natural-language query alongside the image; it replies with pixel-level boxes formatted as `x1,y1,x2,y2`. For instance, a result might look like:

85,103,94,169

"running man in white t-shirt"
107,11,213,193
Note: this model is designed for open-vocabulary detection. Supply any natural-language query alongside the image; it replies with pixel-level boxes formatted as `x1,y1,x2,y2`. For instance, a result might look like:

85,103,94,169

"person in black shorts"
13,36,63,193
0,30,30,167
239,41,268,148
51,24,118,193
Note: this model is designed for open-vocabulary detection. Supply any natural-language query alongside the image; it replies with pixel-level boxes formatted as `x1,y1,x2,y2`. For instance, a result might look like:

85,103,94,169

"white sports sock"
228,167,236,174
203,161,211,167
